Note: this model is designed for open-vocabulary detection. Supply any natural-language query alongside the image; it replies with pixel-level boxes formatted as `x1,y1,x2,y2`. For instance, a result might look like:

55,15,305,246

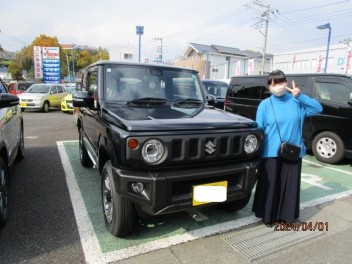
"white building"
175,43,273,80
273,43,352,74
108,45,139,62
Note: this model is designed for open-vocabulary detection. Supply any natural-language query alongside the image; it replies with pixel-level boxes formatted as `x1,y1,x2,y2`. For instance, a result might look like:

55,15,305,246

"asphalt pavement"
0,109,351,264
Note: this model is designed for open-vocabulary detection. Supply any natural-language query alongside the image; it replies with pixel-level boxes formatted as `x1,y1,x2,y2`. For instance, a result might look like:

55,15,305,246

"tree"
8,61,23,81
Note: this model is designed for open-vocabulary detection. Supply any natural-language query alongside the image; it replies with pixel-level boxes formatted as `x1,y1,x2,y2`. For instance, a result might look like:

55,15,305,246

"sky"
1,0,352,62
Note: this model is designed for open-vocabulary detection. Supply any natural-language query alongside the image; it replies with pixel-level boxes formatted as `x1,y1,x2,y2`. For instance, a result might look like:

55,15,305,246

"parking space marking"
58,141,352,263
303,159,352,176
301,173,333,191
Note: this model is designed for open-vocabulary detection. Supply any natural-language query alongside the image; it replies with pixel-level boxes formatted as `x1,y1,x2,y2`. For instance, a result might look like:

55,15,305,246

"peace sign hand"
286,80,301,97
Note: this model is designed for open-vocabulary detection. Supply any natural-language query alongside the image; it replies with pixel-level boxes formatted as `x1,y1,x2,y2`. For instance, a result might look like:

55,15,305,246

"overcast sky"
1,0,351,61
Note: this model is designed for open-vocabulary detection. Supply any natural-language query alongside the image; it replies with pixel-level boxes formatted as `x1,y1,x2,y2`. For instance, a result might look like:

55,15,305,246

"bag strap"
269,98,283,143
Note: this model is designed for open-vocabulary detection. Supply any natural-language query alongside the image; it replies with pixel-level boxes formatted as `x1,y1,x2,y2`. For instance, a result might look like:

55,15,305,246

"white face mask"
269,84,286,96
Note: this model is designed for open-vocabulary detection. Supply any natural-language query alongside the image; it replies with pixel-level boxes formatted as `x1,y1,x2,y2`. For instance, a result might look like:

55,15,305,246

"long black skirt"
252,158,302,224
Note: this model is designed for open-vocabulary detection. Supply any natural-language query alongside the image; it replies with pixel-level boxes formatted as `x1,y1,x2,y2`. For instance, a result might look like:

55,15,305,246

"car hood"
102,104,257,131
19,93,48,98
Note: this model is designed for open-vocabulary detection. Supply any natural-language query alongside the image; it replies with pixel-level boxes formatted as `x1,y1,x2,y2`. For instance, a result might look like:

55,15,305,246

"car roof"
83,60,199,73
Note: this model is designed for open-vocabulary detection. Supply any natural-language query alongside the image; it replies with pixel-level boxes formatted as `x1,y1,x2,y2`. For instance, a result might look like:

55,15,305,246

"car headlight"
35,96,43,100
244,134,258,154
142,139,164,164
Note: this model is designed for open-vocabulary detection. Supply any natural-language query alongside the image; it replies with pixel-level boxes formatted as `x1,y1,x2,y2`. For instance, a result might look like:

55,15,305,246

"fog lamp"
131,182,144,194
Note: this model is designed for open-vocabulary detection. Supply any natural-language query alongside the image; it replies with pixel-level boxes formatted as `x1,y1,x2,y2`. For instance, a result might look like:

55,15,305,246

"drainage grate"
220,224,325,261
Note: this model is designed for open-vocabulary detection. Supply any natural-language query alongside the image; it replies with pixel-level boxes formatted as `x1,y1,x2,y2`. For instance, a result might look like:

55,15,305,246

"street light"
316,23,331,73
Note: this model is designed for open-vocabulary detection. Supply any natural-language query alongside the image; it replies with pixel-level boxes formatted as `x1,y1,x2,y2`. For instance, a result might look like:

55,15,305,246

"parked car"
61,87,75,113
73,61,263,237
8,81,35,95
0,78,24,228
201,79,229,109
224,73,352,164
18,84,67,112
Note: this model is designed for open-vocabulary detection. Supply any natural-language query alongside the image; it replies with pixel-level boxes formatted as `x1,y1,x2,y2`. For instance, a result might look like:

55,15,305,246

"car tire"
102,160,135,237
0,157,9,228
219,195,251,212
312,131,345,164
42,101,50,112
16,125,24,161
79,129,93,167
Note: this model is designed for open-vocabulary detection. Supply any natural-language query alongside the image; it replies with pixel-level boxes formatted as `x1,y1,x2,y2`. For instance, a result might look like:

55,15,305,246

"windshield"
203,82,228,99
25,84,50,94
104,65,204,103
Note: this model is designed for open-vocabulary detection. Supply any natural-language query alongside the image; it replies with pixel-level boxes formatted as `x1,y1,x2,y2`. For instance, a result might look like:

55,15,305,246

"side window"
88,71,98,97
228,78,266,99
0,80,7,93
286,76,310,95
50,86,58,94
57,86,64,93
315,81,352,104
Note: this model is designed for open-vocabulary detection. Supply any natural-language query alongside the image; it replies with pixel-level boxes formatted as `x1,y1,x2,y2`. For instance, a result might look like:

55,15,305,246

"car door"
80,67,100,164
0,80,20,164
56,85,67,104
48,86,59,106
312,75,352,149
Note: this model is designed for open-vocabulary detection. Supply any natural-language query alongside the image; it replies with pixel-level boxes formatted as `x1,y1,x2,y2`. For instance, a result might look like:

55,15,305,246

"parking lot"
1,110,352,263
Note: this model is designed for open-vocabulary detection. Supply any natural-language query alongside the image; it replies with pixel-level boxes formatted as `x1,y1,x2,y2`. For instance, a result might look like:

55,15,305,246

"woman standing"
252,70,322,226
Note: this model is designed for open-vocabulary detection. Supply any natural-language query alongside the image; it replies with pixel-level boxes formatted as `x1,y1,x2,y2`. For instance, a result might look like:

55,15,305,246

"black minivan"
224,73,352,164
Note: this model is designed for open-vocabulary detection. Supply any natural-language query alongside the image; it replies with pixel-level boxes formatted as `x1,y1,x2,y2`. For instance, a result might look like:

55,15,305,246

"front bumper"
112,159,261,215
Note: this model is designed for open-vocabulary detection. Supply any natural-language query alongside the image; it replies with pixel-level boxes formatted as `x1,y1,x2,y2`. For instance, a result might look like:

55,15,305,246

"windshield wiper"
126,97,166,105
173,98,203,107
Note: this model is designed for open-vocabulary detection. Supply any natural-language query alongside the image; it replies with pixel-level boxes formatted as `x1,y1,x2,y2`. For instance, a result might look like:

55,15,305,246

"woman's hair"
267,70,287,85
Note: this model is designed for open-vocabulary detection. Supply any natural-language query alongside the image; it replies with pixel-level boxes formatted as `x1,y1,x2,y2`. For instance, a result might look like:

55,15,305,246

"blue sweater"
256,91,323,158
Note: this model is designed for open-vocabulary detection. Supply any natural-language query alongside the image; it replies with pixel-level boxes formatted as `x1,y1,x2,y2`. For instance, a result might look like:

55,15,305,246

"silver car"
19,84,67,112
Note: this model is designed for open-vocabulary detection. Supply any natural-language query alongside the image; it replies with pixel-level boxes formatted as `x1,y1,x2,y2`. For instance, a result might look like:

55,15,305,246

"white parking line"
303,159,352,176
57,141,352,263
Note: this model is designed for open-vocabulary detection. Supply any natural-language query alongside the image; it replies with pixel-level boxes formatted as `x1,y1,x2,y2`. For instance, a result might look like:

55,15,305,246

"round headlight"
244,134,258,154
142,139,164,164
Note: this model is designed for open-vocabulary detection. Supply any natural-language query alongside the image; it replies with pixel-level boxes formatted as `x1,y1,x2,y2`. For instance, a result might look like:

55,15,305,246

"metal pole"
324,27,331,73
261,5,270,75
71,48,75,82
66,53,71,83
138,34,141,62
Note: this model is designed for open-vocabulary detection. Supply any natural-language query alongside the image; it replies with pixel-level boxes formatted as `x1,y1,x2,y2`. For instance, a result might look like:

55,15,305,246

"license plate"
192,181,227,206
20,102,27,107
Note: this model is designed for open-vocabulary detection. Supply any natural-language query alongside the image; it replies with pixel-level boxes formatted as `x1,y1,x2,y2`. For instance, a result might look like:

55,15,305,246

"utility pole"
252,1,277,75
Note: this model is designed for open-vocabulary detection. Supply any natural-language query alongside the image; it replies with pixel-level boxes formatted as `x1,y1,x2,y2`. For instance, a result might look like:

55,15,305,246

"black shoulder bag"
269,98,301,161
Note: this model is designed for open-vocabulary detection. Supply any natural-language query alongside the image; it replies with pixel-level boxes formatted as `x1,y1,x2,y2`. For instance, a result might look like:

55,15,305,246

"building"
273,43,352,74
108,45,138,62
175,43,273,80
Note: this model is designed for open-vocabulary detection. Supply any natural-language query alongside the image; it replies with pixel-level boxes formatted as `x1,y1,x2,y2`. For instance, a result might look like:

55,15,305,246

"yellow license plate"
192,181,227,206
20,102,27,107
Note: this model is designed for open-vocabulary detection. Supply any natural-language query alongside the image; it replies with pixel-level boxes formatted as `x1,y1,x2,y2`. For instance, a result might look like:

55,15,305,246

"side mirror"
206,94,217,106
0,94,19,108
72,91,94,108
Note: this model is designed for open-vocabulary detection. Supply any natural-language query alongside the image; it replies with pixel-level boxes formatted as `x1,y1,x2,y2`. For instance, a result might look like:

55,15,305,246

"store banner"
235,61,241,76
345,47,352,74
316,54,323,73
247,58,254,75
33,46,43,79
42,47,61,84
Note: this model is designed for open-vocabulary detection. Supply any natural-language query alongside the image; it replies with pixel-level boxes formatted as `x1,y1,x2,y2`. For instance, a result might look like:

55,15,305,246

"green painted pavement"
62,141,352,254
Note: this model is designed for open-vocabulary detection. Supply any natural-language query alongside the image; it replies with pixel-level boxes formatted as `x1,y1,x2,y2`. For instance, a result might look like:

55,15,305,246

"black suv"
73,61,263,237
201,79,229,109
225,73,352,164
0,78,25,228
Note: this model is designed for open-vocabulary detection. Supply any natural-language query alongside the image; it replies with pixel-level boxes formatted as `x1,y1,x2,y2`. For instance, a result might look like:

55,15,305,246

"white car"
19,84,67,112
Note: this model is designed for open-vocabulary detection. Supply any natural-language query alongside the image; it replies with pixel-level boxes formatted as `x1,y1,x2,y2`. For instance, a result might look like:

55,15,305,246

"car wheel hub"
103,176,113,223
317,137,337,158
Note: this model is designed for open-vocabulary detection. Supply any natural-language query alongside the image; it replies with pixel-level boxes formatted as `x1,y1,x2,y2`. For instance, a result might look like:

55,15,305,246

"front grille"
170,134,246,162
21,99,33,102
